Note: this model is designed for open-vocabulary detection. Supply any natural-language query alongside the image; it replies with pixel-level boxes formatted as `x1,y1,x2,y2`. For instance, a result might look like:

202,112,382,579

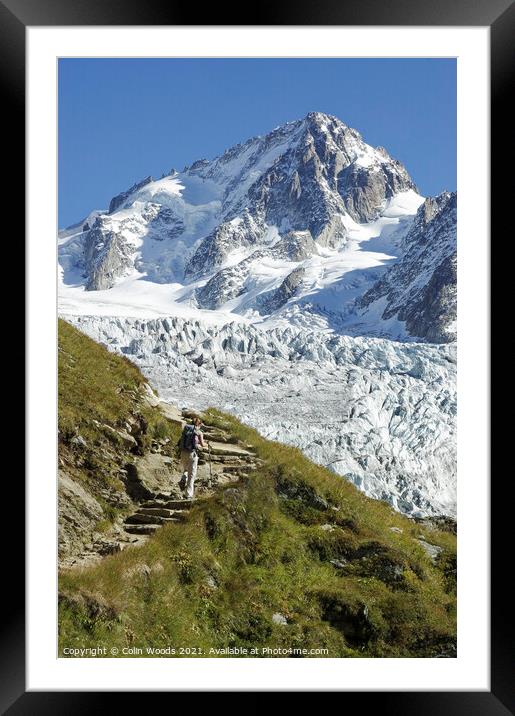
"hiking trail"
62,407,261,568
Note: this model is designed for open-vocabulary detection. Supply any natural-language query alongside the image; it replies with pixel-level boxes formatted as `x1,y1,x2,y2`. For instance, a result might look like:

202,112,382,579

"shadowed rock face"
277,230,319,261
358,192,457,343
256,267,306,315
84,217,135,291
195,265,247,311
338,157,414,222
195,247,271,310
185,211,265,281
195,232,318,312
401,253,456,343
58,470,104,559
108,176,153,214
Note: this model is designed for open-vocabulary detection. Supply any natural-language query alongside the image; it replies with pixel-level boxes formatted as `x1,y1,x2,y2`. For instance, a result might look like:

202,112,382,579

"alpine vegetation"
58,320,456,658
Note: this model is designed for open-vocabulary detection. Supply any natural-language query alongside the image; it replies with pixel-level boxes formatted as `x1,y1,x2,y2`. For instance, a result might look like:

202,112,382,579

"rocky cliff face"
108,176,154,214
357,192,457,343
255,267,306,314
184,112,416,278
83,216,137,290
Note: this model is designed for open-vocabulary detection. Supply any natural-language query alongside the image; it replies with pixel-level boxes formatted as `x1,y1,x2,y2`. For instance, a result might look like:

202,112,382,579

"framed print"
5,0,512,709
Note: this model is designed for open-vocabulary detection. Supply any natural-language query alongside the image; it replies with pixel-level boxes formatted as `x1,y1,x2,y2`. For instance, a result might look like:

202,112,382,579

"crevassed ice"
65,313,456,518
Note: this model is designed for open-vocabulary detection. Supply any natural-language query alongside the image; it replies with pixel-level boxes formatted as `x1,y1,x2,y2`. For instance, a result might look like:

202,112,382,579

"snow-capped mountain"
58,111,457,518
58,111,456,341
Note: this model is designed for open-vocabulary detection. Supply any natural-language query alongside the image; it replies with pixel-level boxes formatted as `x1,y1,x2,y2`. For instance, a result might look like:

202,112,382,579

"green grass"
58,318,182,523
59,400,456,658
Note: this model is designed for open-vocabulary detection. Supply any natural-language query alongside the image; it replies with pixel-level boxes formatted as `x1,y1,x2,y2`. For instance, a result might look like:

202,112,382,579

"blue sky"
58,58,456,228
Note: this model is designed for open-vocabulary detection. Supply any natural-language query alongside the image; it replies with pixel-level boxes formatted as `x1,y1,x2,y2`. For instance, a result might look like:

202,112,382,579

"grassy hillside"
59,317,182,467
58,325,457,657
58,319,182,554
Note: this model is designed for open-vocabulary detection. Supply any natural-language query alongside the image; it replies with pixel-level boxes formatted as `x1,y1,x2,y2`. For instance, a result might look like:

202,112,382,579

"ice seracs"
66,313,457,519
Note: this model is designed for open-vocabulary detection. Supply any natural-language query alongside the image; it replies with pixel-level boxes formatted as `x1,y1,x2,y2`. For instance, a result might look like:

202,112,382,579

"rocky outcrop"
58,470,104,560
195,249,269,310
185,210,266,280
276,230,318,261
108,175,153,214
256,267,306,314
83,216,135,290
358,192,457,343
337,150,415,222
124,453,175,500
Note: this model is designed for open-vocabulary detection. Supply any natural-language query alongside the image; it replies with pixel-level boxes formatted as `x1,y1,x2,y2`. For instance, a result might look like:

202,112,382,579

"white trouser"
181,449,198,498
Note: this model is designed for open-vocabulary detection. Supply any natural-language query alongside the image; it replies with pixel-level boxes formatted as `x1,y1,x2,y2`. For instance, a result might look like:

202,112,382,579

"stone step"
222,464,248,473
138,507,177,519
125,513,182,526
205,455,247,465
124,523,161,535
142,499,194,511
162,499,196,510
206,450,246,460
206,441,253,457
224,462,256,470
201,429,229,440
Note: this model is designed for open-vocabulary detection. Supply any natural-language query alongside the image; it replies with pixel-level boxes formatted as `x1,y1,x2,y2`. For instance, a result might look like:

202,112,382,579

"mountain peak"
302,111,354,137
305,110,331,122
304,110,343,125
60,111,430,330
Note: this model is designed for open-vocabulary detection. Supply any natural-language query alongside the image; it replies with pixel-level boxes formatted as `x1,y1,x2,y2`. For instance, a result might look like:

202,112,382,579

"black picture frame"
6,0,512,711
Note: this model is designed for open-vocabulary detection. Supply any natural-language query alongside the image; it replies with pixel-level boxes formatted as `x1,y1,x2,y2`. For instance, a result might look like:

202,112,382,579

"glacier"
65,314,456,518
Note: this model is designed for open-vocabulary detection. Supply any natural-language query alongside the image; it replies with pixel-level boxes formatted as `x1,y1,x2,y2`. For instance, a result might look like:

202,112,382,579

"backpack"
181,424,196,452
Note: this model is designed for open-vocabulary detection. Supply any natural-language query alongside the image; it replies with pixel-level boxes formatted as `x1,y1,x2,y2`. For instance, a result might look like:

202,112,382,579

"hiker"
179,417,205,499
